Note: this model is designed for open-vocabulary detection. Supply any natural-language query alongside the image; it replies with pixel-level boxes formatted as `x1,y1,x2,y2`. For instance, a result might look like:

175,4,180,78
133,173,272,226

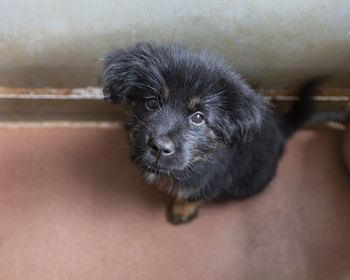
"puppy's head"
101,43,269,177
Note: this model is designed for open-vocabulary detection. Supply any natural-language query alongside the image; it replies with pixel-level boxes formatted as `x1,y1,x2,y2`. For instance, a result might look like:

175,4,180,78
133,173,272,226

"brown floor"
0,125,349,280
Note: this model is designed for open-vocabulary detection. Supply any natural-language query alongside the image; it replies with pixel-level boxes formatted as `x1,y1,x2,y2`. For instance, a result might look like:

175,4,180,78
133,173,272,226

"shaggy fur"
101,43,321,222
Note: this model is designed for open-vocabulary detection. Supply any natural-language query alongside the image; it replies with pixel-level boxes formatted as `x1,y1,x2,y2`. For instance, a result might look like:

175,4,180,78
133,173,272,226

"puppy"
101,43,320,224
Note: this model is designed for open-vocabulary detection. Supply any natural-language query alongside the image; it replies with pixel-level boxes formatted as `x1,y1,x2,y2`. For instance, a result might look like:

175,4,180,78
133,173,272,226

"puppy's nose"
149,136,175,156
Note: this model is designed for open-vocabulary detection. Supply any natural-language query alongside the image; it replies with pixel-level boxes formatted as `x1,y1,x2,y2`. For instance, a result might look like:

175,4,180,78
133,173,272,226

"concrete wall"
0,0,349,88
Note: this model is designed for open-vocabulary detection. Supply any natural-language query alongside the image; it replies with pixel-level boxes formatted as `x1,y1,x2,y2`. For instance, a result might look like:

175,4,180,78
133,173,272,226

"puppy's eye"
190,112,205,125
145,98,158,110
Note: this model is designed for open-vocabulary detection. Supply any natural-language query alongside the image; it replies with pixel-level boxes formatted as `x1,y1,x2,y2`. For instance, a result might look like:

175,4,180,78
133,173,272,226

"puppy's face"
123,87,223,176
101,43,268,178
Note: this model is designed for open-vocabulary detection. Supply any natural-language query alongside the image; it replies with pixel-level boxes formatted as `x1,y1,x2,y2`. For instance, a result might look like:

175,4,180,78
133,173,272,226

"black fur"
101,43,319,201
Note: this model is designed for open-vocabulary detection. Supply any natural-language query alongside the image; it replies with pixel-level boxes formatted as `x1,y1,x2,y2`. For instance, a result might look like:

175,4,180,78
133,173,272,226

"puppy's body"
157,117,284,201
101,43,318,223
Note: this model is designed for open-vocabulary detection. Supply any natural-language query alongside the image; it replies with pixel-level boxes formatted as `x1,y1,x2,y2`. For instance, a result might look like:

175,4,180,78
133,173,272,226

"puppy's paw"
170,209,199,225
168,199,202,225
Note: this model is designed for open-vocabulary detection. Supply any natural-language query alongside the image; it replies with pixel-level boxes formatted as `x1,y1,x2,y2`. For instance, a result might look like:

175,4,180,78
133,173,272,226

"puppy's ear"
100,48,138,104
100,43,165,104
219,80,269,145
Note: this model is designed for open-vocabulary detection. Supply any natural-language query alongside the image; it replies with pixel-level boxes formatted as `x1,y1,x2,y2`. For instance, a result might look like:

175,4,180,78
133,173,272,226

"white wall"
0,0,349,88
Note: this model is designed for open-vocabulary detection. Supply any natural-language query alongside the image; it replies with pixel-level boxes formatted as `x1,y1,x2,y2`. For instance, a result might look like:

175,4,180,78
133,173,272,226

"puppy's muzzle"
149,136,175,157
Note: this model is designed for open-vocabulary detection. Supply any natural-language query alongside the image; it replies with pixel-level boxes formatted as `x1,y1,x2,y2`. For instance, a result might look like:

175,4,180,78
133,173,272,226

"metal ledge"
0,87,348,122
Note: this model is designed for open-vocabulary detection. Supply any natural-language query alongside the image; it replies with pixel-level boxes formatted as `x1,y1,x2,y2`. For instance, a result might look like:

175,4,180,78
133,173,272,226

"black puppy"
101,43,319,224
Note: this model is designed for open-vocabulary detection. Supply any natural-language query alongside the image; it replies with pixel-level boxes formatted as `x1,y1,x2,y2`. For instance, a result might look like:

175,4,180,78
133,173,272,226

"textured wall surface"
0,0,349,88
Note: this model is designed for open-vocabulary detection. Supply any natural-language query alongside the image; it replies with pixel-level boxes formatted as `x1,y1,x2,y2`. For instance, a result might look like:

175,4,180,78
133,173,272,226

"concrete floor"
0,124,349,280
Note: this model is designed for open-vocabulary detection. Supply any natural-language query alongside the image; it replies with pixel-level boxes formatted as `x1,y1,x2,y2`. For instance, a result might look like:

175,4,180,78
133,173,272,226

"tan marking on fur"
189,97,201,109
124,110,132,117
210,129,217,138
164,87,170,99
192,157,202,163
171,198,203,219
128,125,140,141
208,140,220,150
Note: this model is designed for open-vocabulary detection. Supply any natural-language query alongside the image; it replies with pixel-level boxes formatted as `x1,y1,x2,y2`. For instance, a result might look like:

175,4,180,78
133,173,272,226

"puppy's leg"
169,198,203,224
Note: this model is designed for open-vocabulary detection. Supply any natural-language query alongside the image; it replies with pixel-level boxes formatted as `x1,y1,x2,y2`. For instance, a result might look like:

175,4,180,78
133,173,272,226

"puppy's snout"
149,136,175,156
